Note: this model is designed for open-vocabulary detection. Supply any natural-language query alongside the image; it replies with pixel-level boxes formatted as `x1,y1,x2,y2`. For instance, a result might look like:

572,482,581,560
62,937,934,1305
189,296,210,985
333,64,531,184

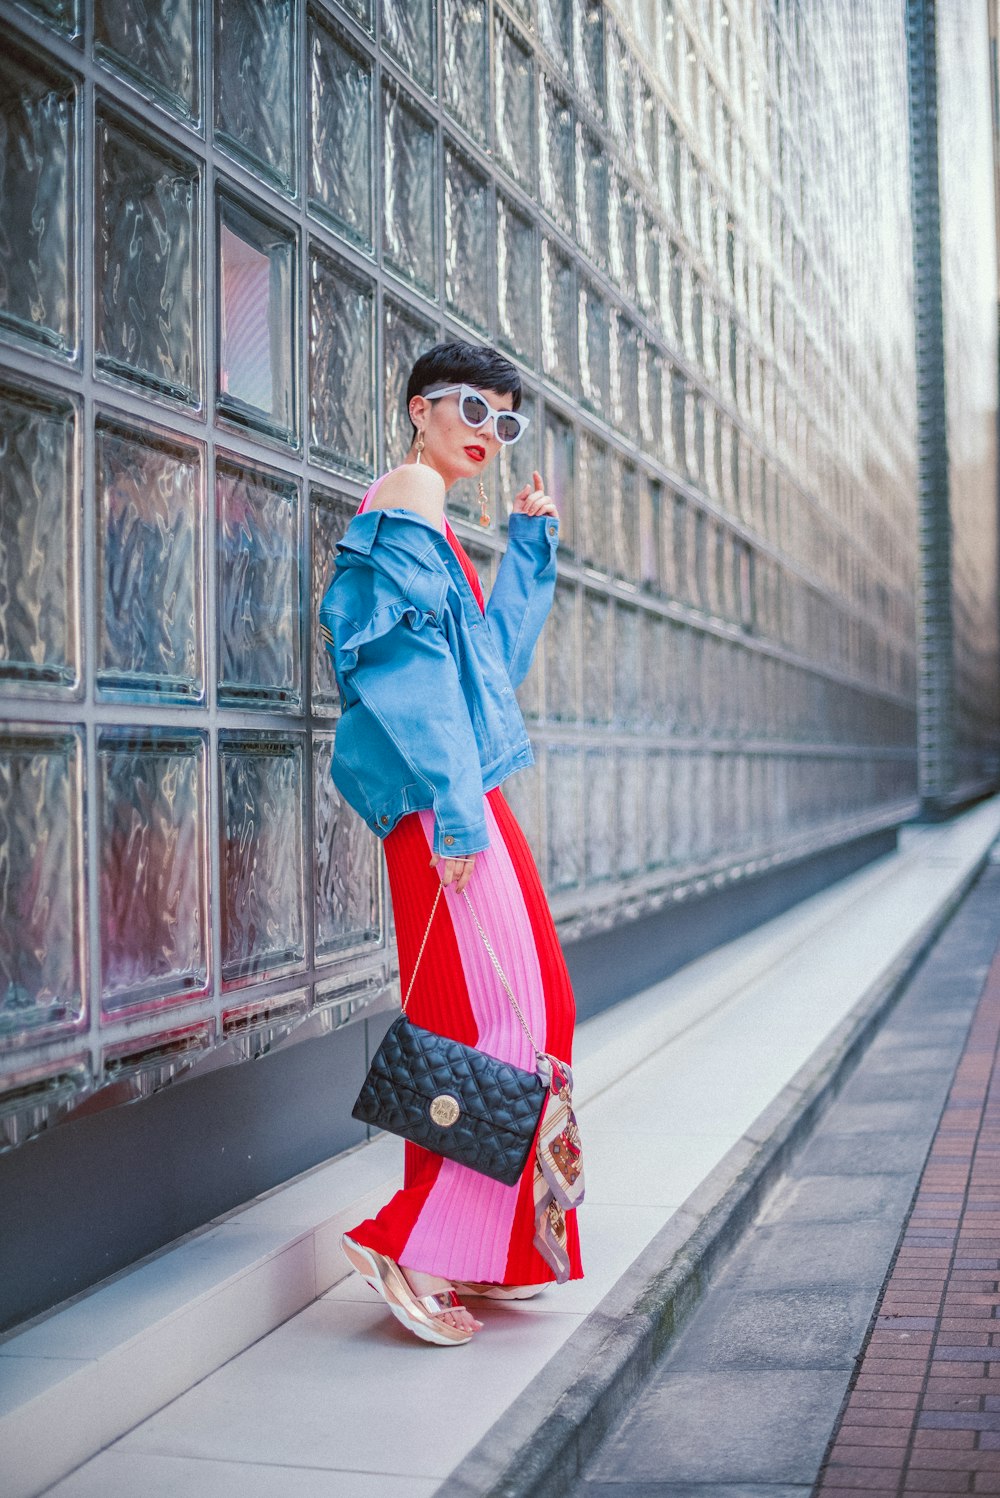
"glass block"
614,603,640,726
313,733,382,960
0,727,84,1041
639,474,661,593
98,729,208,1013
575,0,605,114
217,457,300,706
539,78,575,233
95,416,203,701
382,83,437,298
639,609,667,726
497,197,536,364
539,0,572,73
544,407,575,553
541,239,576,391
0,378,79,693
585,749,614,882
545,581,580,721
579,281,609,416
616,318,639,438
612,458,639,582
383,298,436,466
494,16,535,191
96,0,199,120
618,753,643,877
612,181,638,301
578,129,608,267
96,111,200,405
383,0,435,96
338,0,372,27
217,194,297,444
0,49,77,357
309,248,375,477
309,11,373,249
13,0,80,35
579,429,609,570
582,589,610,723
443,0,487,145
546,747,582,890
215,0,295,192
220,732,304,984
311,485,356,716
646,751,670,868
444,144,489,331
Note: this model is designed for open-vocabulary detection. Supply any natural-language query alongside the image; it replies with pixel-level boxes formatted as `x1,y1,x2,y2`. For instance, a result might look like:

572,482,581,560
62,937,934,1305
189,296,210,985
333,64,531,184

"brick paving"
817,935,1000,1495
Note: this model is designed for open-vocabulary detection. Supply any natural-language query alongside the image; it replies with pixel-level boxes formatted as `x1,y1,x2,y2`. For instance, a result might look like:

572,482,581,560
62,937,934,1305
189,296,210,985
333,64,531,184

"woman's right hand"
430,852,477,893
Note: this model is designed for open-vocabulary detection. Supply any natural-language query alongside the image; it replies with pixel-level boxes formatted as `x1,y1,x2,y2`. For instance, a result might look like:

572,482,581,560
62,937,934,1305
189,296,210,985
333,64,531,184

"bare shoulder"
369,464,445,526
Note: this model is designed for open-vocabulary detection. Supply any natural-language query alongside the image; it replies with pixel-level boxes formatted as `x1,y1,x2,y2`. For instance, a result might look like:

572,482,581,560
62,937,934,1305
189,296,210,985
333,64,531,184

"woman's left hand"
513,470,558,519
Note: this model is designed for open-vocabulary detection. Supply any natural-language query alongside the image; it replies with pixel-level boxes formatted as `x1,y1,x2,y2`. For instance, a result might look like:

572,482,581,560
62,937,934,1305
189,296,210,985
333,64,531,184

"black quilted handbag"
351,887,549,1187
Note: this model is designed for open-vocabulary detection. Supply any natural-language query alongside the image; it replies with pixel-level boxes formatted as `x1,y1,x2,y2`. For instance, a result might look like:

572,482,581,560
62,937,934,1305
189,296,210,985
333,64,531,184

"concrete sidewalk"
3,797,999,1498
570,844,1000,1495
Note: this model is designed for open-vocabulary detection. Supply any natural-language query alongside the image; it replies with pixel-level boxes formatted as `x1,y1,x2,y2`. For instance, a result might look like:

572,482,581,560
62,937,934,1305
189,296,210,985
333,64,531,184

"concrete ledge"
440,842,994,1498
0,1138,400,1498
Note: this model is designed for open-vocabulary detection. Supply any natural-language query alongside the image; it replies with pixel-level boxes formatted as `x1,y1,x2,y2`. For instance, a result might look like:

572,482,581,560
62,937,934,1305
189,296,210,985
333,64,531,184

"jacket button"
443,835,455,846
548,524,557,536
380,814,390,826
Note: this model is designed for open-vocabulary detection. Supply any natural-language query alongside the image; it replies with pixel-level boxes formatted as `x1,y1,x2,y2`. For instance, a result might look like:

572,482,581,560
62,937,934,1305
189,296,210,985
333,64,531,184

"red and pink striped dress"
345,483,583,1286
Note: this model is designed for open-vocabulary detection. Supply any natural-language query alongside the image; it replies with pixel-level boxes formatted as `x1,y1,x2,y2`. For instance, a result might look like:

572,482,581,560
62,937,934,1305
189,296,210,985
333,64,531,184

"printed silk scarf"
533,1057,585,1282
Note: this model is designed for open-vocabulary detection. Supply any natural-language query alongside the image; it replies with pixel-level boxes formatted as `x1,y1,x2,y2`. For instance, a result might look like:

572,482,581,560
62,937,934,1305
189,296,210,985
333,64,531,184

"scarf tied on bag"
532,1057,585,1282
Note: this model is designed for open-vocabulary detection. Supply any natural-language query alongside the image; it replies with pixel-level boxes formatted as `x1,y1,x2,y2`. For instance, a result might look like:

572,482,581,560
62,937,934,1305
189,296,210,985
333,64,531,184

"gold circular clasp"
429,1094,461,1128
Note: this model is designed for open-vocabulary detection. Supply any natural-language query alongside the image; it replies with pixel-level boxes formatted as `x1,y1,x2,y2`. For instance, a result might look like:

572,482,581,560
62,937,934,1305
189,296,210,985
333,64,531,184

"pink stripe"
398,802,547,1281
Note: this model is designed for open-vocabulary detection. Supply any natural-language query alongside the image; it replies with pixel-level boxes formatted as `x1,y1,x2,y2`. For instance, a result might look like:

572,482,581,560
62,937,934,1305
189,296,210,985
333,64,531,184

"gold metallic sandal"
341,1233,474,1346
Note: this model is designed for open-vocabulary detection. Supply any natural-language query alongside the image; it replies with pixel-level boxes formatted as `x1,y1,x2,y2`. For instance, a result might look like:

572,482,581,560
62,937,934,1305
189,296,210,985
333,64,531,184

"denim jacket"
319,508,559,856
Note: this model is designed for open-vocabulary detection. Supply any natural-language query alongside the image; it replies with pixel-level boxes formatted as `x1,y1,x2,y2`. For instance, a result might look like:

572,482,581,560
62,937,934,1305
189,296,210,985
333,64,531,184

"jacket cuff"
508,510,559,552
433,818,490,858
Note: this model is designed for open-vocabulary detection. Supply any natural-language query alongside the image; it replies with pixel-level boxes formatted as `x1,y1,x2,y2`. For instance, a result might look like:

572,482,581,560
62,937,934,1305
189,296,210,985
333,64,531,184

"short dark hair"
406,341,522,434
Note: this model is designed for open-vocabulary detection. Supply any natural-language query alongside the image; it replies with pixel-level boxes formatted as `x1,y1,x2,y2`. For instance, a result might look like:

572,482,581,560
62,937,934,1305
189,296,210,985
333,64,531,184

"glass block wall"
0,0,992,1148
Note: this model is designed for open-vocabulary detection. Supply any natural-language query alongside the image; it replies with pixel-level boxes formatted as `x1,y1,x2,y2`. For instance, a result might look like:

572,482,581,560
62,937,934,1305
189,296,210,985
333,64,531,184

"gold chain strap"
399,883,544,1062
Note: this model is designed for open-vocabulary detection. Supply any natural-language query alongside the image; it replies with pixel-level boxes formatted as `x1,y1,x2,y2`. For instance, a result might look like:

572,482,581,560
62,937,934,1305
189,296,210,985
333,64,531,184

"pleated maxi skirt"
346,785,584,1286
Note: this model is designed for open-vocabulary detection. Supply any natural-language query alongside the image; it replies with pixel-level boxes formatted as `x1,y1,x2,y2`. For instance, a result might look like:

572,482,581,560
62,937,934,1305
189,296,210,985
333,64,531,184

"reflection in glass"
218,195,297,443
575,0,605,115
96,112,200,405
220,732,304,984
443,0,487,144
582,589,610,722
578,127,609,266
314,734,382,959
309,12,372,248
0,727,84,1040
309,249,375,477
497,198,536,364
382,84,437,297
311,486,356,715
15,0,79,33
96,0,199,120
539,0,572,73
95,417,203,700
98,730,208,1012
0,378,78,692
495,16,535,190
215,0,295,191
217,457,300,706
0,49,76,356
383,0,435,96
445,145,489,331
579,280,609,414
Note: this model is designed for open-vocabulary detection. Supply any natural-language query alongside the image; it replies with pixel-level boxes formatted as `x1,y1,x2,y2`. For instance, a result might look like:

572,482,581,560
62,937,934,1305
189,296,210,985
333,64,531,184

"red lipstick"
464,444,486,462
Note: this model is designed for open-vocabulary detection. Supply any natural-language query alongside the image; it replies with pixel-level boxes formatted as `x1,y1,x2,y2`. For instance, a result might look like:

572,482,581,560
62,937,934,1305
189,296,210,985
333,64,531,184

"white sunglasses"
422,384,529,444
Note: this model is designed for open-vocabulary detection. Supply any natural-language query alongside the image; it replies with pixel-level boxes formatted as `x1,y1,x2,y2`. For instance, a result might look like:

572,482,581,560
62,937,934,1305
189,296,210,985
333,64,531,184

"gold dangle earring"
477,479,490,528
414,430,425,464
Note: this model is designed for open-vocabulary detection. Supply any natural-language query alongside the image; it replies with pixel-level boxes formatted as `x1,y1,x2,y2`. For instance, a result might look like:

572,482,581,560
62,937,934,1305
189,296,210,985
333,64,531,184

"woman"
320,341,583,1347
